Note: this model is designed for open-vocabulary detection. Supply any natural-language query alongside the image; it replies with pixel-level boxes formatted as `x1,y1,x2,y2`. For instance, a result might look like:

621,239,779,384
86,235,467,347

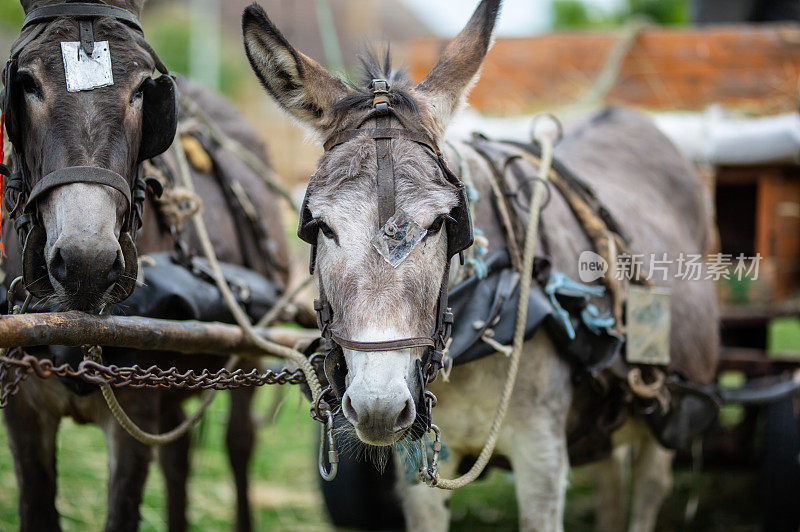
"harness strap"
21,3,142,32
324,127,437,154
468,142,525,272
26,166,132,210
375,93,395,228
331,333,435,352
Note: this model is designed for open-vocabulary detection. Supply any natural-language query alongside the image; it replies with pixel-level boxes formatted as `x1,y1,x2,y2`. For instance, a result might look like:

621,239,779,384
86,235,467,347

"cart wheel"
762,397,800,531
318,428,405,529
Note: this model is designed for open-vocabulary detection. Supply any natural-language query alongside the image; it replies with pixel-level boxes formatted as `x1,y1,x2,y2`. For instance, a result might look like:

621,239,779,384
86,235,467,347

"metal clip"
318,410,339,481
7,276,31,315
417,424,442,487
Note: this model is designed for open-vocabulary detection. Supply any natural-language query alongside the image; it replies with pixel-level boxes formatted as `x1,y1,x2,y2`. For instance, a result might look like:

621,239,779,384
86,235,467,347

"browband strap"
324,127,438,153
22,3,142,32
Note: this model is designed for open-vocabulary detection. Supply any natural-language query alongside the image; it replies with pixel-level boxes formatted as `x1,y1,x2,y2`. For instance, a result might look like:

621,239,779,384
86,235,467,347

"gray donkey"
243,0,718,530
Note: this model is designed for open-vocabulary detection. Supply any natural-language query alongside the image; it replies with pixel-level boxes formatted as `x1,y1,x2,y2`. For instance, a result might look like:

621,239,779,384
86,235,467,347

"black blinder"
138,74,178,162
2,61,22,148
297,188,321,274
440,156,474,259
115,231,139,301
22,225,54,298
297,188,318,245
323,345,348,402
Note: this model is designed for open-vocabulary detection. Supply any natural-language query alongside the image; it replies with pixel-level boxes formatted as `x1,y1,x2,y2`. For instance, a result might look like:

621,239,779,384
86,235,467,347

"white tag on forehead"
371,212,428,268
61,41,114,92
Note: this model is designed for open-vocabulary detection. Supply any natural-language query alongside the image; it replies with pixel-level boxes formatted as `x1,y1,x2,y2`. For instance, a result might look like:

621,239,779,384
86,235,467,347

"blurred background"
2,0,800,530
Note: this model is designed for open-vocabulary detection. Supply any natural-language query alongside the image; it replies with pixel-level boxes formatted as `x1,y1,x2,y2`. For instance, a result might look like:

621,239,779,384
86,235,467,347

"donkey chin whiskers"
332,412,399,472
333,411,425,473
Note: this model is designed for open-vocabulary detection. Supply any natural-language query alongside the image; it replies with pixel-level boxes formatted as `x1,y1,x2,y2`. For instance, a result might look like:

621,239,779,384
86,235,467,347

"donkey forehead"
307,135,459,222
17,19,153,76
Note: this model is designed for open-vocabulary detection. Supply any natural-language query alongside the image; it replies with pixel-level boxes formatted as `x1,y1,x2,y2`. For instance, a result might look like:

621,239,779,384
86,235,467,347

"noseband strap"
330,333,435,352
26,166,132,211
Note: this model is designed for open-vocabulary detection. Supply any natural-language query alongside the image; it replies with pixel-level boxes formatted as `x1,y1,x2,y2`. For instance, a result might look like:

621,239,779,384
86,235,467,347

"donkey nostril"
342,393,359,425
393,398,415,432
50,247,68,286
107,250,124,285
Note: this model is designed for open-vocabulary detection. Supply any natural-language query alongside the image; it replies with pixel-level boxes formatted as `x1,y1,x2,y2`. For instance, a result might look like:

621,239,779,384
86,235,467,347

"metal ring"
424,389,438,410
529,113,564,145
7,276,23,315
508,176,552,213
311,385,334,422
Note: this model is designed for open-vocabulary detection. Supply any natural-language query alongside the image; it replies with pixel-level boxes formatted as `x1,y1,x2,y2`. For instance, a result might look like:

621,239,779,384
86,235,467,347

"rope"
169,130,324,404
178,98,299,212
155,185,202,233
93,123,324,444
85,346,238,446
485,157,524,272
429,133,554,490
575,17,648,108
255,274,315,329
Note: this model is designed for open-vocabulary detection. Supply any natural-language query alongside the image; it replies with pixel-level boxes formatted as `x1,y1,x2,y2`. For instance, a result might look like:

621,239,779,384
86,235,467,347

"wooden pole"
0,312,319,359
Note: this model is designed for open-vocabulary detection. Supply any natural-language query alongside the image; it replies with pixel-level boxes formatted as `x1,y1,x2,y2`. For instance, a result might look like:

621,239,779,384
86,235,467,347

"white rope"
95,130,325,445
428,133,554,490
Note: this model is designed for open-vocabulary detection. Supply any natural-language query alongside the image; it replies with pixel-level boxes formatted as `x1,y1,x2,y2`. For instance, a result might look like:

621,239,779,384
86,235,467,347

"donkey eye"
427,214,454,234
130,80,146,104
318,220,338,241
19,72,43,99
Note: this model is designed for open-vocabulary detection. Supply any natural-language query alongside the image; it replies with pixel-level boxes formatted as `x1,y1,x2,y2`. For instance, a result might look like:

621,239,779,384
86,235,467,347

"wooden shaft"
0,312,319,359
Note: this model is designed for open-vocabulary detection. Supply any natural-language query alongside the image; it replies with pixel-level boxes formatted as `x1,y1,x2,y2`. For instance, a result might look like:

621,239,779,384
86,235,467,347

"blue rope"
394,439,451,485
544,272,613,339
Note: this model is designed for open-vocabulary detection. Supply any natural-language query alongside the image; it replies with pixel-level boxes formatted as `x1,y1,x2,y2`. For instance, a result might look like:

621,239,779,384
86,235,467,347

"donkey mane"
331,49,419,125
310,50,457,209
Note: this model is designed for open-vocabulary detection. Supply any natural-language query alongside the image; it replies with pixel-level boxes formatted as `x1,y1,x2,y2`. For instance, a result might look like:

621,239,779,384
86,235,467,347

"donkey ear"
415,0,502,128
242,3,349,133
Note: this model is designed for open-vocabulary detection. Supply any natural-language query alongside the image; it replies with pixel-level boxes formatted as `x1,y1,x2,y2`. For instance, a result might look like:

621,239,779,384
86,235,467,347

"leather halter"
26,166,132,211
305,79,471,401
0,2,173,300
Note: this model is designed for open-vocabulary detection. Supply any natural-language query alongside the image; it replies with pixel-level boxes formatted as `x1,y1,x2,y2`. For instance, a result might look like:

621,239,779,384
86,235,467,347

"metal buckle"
313,299,332,337
370,79,390,112
370,79,389,94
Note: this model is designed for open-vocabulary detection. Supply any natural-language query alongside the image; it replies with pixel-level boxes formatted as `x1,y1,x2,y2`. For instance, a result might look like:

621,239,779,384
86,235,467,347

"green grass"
0,387,330,531
768,317,800,355
0,383,766,531
6,315,800,530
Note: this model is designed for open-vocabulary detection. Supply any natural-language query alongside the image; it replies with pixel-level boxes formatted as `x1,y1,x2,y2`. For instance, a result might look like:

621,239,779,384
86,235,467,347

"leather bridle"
0,2,176,301
299,79,473,429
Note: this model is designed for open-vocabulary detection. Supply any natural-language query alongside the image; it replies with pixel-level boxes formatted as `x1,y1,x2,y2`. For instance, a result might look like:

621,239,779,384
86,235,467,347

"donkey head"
4,0,173,310
244,0,501,447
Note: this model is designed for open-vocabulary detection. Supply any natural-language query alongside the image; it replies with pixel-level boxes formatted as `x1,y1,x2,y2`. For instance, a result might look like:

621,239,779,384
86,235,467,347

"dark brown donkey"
1,1,288,530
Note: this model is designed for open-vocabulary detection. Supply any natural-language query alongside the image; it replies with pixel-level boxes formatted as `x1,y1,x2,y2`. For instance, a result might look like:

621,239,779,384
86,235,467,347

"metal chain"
0,348,317,403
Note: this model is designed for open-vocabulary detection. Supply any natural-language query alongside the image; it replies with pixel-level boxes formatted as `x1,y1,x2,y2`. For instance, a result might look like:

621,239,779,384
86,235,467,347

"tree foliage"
551,0,688,30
